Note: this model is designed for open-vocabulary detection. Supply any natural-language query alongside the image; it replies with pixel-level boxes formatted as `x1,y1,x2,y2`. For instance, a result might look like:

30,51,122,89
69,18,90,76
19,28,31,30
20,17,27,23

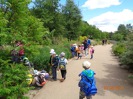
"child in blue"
78,61,97,99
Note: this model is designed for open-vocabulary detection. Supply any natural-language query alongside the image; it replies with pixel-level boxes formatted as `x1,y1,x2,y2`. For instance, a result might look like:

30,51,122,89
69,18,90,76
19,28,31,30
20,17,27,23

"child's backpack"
92,49,94,53
71,47,75,52
78,70,97,96
37,74,46,86
59,58,66,70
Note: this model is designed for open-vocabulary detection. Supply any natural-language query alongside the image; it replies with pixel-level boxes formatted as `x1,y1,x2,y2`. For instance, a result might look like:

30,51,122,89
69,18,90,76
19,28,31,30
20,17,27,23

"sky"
60,0,133,32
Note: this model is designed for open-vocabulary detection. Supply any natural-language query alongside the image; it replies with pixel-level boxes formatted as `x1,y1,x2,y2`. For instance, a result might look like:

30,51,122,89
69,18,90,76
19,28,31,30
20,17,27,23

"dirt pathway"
31,44,133,99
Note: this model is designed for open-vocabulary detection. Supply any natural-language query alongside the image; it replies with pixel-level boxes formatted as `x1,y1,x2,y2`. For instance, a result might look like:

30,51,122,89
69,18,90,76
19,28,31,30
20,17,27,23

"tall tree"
31,0,65,37
0,0,47,45
117,24,127,34
63,0,82,40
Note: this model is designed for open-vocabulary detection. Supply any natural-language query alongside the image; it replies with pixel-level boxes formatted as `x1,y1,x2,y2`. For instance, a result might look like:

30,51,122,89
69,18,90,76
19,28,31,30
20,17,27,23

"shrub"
112,42,126,56
32,46,50,71
120,33,133,66
0,60,30,99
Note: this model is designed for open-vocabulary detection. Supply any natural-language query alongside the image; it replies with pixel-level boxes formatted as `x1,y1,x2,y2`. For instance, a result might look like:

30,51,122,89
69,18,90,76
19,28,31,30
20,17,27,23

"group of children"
49,48,97,99
10,40,97,98
49,49,68,82
70,43,95,60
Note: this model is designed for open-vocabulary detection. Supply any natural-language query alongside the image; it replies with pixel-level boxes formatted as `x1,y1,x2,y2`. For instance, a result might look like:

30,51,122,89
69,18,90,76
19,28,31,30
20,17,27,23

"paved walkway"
31,44,133,99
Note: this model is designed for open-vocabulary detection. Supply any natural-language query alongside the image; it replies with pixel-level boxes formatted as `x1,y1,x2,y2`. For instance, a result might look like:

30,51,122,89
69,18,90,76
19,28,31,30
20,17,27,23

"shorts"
79,90,92,99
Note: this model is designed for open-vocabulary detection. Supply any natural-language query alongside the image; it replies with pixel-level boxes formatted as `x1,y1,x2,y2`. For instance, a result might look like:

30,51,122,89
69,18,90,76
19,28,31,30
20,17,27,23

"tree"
31,0,65,38
0,0,47,45
62,0,82,40
117,24,127,34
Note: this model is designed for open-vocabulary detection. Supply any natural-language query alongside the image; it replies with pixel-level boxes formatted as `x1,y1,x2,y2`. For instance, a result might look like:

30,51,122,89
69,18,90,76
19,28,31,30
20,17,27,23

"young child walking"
58,52,68,82
90,46,94,59
78,61,97,99
76,45,82,60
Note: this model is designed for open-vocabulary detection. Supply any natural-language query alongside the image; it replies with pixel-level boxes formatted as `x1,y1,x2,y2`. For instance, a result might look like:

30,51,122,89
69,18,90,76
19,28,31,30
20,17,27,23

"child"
78,61,97,99
77,45,82,60
58,52,68,82
90,46,94,59
81,44,84,56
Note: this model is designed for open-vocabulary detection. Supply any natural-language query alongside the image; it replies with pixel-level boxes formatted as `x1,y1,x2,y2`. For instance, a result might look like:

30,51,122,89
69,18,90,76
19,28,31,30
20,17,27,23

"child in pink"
90,46,94,59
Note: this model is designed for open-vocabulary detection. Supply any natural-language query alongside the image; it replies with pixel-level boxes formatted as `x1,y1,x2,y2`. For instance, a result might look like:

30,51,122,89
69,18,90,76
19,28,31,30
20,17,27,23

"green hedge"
112,42,126,56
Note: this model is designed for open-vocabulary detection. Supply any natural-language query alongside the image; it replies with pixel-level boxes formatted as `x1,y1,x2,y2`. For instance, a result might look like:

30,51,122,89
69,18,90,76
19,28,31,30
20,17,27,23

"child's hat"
51,52,56,55
82,61,91,69
60,52,65,57
50,49,55,53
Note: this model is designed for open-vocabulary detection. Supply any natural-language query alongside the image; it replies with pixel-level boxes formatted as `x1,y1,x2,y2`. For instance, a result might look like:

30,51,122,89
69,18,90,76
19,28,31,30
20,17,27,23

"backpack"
78,70,97,96
92,49,94,53
71,47,75,52
37,74,46,86
59,58,66,70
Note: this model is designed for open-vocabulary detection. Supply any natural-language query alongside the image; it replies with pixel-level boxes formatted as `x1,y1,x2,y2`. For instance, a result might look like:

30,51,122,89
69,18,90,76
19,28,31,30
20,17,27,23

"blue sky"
60,0,133,32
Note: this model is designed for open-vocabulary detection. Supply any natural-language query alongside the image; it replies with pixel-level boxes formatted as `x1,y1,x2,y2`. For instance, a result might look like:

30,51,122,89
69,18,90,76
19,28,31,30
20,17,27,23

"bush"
32,46,51,71
112,33,124,41
120,33,133,66
0,60,30,99
31,40,74,72
112,42,126,56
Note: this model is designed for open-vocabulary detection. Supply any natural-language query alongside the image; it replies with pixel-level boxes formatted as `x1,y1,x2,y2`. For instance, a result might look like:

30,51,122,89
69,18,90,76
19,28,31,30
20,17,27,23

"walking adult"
87,38,91,55
70,44,75,58
102,39,105,45
83,39,88,56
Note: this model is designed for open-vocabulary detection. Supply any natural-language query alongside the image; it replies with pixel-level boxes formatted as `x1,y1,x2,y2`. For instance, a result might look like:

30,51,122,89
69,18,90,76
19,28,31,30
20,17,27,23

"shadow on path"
96,62,133,98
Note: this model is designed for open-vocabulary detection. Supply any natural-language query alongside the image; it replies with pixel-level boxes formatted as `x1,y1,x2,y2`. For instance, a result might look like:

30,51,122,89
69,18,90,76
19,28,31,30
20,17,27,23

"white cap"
82,61,91,69
50,49,55,54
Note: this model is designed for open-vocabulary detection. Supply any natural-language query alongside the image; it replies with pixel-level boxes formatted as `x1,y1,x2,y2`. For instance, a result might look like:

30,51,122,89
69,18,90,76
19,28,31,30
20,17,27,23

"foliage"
0,60,30,99
79,36,87,43
112,42,126,56
111,33,124,41
0,0,48,46
117,24,127,34
32,46,51,71
120,33,133,66
0,9,8,45
79,21,109,40
31,0,65,39
62,0,82,40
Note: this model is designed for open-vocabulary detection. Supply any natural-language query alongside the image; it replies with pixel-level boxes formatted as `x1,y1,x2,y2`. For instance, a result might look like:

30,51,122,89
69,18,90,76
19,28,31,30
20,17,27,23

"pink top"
90,48,94,55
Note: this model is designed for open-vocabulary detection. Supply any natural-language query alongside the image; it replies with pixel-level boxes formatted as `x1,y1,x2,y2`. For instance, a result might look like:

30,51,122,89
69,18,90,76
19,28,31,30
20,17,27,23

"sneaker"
60,78,64,82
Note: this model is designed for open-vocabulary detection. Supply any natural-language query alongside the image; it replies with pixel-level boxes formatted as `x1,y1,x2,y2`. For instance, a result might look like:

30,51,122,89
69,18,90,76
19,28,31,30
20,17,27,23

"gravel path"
31,44,133,99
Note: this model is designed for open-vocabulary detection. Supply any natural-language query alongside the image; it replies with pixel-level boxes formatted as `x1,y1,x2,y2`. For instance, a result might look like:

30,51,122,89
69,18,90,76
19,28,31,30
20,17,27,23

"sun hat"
50,49,55,54
51,51,56,55
82,61,91,69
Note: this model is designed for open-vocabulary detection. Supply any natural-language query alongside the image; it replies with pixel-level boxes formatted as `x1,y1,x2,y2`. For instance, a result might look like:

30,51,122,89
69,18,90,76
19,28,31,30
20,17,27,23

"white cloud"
88,9,133,32
82,0,121,9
